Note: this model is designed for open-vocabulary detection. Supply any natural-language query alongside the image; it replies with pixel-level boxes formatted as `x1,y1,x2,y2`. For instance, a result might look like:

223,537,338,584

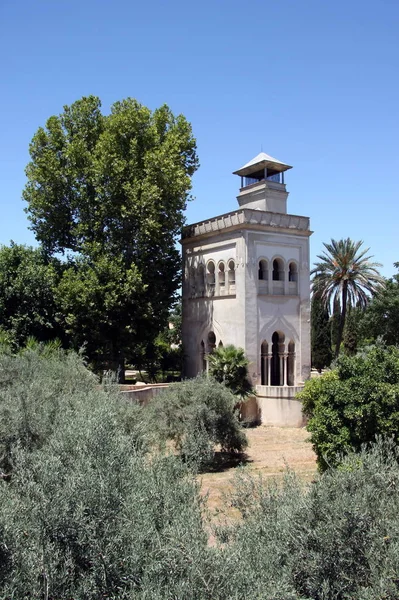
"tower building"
181,152,312,425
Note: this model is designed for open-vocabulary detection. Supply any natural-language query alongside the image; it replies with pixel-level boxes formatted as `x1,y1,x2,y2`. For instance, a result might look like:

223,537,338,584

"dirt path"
199,426,317,514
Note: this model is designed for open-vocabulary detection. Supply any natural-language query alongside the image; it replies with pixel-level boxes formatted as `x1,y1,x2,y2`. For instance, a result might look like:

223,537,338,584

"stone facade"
181,153,312,425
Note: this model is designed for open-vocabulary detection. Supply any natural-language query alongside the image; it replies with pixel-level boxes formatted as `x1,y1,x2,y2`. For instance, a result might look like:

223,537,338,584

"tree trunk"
335,282,348,358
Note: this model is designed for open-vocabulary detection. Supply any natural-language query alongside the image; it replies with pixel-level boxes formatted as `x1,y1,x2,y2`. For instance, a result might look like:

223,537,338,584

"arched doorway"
207,331,216,354
271,331,285,386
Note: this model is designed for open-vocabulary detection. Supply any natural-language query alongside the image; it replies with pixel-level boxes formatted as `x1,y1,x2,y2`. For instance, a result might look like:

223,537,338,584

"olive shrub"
142,375,248,471
0,349,213,599
2,348,399,599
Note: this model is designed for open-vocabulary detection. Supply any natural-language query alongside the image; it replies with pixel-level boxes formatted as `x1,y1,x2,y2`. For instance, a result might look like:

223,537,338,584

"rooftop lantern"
233,152,292,188
233,152,293,214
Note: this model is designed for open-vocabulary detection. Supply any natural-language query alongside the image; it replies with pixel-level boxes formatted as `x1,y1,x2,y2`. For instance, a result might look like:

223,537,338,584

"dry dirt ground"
199,426,317,515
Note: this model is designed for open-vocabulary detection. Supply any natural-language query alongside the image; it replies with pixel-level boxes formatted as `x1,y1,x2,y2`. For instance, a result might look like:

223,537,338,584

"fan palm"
311,238,384,357
207,344,253,399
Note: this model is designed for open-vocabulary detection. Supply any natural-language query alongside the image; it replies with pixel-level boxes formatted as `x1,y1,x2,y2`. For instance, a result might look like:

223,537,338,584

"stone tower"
181,152,312,425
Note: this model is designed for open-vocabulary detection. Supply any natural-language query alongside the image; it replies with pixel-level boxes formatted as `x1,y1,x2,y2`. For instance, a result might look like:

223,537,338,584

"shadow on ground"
207,451,253,473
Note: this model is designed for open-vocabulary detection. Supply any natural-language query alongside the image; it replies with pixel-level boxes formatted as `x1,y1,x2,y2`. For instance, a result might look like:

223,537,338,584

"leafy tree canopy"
0,242,64,349
55,253,146,374
22,96,199,374
24,96,198,260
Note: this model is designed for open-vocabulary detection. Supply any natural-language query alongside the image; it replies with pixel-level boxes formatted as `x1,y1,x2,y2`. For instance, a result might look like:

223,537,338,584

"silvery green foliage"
143,375,248,469
2,349,399,599
0,349,211,598
218,438,399,600
180,405,216,471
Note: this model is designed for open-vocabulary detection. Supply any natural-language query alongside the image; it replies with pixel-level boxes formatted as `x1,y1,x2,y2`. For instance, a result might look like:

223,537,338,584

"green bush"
180,405,215,471
143,375,248,470
218,438,399,600
0,349,213,599
3,349,399,599
298,346,399,470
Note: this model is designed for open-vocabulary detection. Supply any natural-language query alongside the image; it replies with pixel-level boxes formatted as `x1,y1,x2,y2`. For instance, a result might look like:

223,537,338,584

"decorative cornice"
182,208,310,242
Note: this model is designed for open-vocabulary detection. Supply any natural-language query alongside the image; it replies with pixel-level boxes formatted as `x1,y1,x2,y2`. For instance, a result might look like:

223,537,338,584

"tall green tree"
311,293,332,371
0,243,64,349
311,238,384,357
23,96,199,376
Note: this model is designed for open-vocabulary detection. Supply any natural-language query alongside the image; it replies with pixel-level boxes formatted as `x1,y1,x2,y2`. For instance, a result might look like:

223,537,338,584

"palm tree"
207,344,253,400
311,238,384,357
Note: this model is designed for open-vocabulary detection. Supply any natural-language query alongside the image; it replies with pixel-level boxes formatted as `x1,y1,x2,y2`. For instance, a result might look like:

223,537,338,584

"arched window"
288,262,298,282
207,261,215,295
218,262,226,294
207,331,216,354
272,259,284,281
228,260,235,293
271,331,285,386
218,340,223,348
258,259,268,281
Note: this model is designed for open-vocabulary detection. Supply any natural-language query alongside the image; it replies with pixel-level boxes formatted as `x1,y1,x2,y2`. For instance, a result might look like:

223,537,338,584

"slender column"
268,266,273,294
284,354,289,386
284,267,289,296
279,354,284,386
288,352,296,386
260,354,265,386
267,353,272,386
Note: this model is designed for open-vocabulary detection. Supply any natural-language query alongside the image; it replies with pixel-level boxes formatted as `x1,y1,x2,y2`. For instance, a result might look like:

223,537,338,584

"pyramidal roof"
233,152,292,177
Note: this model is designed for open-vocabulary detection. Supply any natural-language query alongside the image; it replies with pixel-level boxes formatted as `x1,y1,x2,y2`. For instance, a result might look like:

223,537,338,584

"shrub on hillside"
143,375,248,471
298,345,399,470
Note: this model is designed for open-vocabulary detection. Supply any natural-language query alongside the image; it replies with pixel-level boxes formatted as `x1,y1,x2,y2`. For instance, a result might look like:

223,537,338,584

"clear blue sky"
1,0,398,277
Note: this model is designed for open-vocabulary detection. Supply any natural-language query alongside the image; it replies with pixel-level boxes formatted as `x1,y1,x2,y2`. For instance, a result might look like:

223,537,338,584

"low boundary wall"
119,383,305,427
119,384,169,406
241,386,305,427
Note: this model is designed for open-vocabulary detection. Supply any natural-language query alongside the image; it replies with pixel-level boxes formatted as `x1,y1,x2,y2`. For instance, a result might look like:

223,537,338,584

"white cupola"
233,152,292,214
